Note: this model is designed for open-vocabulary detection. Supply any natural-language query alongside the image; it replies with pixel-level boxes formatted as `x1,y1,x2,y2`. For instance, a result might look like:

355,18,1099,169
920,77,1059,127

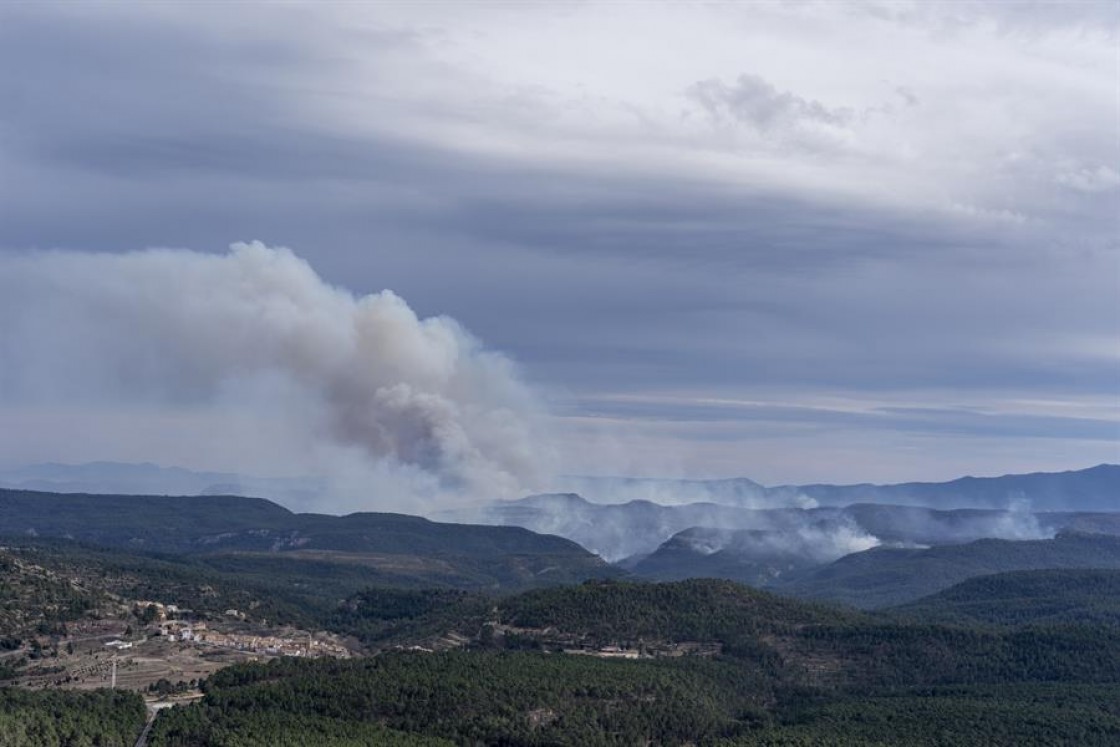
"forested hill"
9,569,1120,745
0,488,593,557
496,577,857,640
0,689,146,747
326,577,859,652
775,530,1120,608
0,490,292,549
149,577,1120,746
891,569,1120,627
0,488,621,593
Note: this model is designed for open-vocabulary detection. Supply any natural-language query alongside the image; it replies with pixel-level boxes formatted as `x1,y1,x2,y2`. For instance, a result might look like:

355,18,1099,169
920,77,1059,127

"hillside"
0,489,586,556
147,577,1120,746
148,654,1120,746
0,548,110,640
19,463,1118,563
6,556,1120,745
493,578,854,644
623,505,1120,588
0,490,293,551
0,538,416,633
774,531,1120,608
892,569,1120,627
330,577,1120,688
0,689,146,747
0,489,617,592
441,492,769,562
627,527,834,585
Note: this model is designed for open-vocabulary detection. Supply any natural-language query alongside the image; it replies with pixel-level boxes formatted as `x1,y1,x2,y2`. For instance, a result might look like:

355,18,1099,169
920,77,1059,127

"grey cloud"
0,2,1115,483
571,398,1119,443
686,74,852,134
846,0,1120,35
1057,165,1120,194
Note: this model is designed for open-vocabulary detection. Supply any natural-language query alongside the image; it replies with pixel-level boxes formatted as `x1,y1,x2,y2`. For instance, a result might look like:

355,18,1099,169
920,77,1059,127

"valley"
2,465,1120,745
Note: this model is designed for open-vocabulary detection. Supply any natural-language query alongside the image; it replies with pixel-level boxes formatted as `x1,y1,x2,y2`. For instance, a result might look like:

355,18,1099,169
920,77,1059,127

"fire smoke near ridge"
0,242,548,509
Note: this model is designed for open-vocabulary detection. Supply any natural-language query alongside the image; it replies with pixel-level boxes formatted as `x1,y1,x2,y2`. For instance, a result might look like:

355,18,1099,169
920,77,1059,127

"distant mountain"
557,465,1120,511
8,462,1115,514
8,463,1117,586
452,488,1120,564
626,509,1120,589
0,488,618,591
556,475,785,508
773,531,1120,609
441,493,794,561
0,461,324,508
787,464,1120,511
891,568,1120,627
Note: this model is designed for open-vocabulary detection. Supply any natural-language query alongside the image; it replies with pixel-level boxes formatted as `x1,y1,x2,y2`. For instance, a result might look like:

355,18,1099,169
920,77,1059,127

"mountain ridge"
0,488,619,591
460,472,1120,563
772,530,1120,609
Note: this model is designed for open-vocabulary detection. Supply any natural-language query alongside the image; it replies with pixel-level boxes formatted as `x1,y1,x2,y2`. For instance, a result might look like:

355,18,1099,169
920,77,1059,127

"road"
135,699,189,747
133,710,155,747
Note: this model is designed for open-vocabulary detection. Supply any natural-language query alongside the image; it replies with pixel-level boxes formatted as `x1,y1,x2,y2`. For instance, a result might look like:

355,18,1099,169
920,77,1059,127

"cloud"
1057,165,1120,194
686,73,853,142
0,1,1115,484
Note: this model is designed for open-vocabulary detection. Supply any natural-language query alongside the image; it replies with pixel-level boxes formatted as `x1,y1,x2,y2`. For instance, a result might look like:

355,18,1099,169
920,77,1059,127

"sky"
0,1,1117,494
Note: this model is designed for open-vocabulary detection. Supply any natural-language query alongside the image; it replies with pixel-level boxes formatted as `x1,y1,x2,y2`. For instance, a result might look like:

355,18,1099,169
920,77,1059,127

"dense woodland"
890,568,1120,626
776,531,1120,608
0,550,103,640
5,488,1120,745
141,578,1120,745
146,649,1120,746
0,688,146,747
730,684,1120,745
5,552,1120,745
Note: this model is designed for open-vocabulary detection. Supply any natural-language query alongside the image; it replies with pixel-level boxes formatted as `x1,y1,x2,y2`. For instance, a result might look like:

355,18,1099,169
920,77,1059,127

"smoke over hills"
2,240,1116,578
0,243,549,511
444,465,1119,563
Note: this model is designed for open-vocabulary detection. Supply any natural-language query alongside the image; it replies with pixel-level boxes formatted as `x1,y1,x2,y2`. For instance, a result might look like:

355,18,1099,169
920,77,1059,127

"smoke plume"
0,242,549,511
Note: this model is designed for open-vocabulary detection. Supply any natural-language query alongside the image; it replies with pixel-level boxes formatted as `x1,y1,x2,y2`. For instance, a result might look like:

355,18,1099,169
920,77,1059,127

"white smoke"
0,242,550,512
991,494,1048,541
800,519,881,561
680,516,880,564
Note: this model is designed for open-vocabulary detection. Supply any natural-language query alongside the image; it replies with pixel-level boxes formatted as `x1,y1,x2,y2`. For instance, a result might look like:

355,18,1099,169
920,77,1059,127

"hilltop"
0,488,619,591
891,568,1120,627
774,531,1120,608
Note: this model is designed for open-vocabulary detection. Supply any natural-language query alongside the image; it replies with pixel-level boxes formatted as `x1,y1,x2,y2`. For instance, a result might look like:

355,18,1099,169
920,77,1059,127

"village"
146,609,351,659
6,593,727,700
8,597,354,696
